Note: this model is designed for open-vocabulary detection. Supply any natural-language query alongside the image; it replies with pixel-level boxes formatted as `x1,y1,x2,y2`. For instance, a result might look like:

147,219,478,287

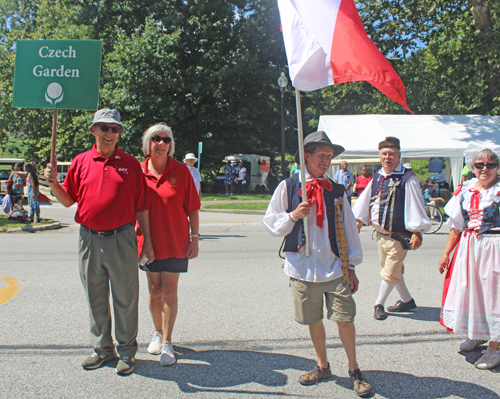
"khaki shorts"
376,232,408,284
290,276,356,325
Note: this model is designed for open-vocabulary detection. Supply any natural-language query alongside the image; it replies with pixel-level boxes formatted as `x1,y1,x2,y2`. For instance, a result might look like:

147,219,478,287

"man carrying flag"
264,132,373,397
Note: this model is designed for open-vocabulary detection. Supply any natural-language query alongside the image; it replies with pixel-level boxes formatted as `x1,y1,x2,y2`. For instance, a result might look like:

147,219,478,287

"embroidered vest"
459,190,500,234
283,173,344,256
370,168,414,234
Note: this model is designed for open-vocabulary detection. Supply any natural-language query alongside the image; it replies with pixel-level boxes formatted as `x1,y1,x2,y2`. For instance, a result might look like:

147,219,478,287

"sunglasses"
474,162,498,170
98,125,121,133
151,136,172,144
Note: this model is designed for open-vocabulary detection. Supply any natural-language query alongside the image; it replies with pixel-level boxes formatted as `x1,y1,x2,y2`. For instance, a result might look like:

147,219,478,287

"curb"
6,221,62,233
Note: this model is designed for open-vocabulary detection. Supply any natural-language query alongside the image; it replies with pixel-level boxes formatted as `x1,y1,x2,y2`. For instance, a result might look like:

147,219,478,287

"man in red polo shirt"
44,109,154,376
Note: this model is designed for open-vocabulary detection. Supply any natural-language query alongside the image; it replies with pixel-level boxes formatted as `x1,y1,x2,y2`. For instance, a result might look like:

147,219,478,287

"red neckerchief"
299,179,333,227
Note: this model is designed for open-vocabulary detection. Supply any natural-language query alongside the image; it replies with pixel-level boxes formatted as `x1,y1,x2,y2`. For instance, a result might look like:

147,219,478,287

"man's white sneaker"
147,332,163,355
160,342,176,366
459,338,487,352
475,346,500,370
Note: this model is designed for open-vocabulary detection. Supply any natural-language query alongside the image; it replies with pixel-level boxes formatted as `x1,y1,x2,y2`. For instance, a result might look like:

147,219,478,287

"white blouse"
445,178,500,232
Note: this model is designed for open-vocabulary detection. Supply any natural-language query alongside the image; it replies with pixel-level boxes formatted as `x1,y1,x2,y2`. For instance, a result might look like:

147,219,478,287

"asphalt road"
0,204,499,399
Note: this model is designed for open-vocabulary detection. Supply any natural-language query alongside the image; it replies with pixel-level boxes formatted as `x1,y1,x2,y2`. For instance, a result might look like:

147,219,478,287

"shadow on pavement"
385,306,441,322
199,235,246,241
334,370,499,399
133,346,499,397
134,346,315,394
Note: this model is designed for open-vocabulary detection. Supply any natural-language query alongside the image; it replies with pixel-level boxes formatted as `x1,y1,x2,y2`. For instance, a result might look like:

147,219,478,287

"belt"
481,230,500,235
81,223,134,237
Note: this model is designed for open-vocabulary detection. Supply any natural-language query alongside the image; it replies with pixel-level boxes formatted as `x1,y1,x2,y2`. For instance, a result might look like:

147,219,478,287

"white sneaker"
160,342,176,366
147,332,163,355
459,338,487,352
475,346,500,370
225,193,229,196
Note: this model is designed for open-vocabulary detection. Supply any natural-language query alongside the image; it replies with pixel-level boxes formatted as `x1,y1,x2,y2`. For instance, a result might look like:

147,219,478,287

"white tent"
318,114,500,188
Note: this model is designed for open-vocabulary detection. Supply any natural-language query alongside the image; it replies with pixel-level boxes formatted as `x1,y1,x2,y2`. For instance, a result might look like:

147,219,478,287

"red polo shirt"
136,157,201,260
63,145,150,231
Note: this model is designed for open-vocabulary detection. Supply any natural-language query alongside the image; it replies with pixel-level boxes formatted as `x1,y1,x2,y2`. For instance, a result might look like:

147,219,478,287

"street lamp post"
278,72,288,180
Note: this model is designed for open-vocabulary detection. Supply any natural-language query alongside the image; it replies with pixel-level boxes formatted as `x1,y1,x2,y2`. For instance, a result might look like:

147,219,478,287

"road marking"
0,277,21,305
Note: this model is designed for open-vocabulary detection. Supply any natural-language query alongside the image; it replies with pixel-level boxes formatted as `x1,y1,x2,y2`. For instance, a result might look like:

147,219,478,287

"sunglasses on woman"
151,136,172,144
98,125,121,133
474,162,498,170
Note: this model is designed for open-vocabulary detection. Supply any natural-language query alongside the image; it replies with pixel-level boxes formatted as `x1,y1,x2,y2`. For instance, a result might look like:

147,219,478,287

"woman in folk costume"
439,145,500,370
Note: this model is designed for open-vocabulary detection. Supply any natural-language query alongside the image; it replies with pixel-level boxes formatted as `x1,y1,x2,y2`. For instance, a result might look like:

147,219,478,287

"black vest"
283,173,345,256
370,167,414,234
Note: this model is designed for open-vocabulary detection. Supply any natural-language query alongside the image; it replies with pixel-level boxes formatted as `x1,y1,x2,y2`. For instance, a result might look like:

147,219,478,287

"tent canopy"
318,114,500,188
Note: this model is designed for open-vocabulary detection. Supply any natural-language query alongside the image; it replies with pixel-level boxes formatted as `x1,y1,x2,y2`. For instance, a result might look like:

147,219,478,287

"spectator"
461,164,475,182
334,161,354,204
8,162,26,196
266,167,278,194
25,163,41,222
224,161,236,196
423,182,444,219
184,153,202,196
1,180,14,214
236,160,248,195
355,167,371,197
8,195,26,220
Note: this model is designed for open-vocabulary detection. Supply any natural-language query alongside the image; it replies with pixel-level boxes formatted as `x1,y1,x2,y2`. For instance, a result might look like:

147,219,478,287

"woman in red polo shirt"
136,123,201,367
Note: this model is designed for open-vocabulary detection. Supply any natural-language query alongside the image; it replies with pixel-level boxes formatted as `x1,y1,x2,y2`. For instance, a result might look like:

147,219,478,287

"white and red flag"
278,0,412,112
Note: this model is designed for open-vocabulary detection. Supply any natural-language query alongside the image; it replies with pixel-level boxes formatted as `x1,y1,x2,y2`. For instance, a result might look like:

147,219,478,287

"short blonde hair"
142,123,175,156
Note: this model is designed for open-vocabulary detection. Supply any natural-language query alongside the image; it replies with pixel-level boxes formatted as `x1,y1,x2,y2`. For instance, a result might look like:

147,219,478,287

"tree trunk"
470,0,491,32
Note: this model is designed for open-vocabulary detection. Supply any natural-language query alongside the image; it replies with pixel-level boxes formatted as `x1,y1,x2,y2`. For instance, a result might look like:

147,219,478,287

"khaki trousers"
78,225,139,358
376,232,408,284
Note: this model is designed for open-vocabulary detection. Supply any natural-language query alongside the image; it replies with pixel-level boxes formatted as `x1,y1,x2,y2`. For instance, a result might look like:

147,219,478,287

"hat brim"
184,157,198,162
294,143,345,164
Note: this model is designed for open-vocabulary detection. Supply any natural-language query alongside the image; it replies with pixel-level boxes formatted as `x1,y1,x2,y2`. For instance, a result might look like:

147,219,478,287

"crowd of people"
223,159,249,195
1,160,41,222
264,132,500,397
36,109,498,396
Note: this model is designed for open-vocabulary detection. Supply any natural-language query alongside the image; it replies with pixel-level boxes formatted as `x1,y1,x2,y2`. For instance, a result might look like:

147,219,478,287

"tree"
0,0,290,177
304,0,500,121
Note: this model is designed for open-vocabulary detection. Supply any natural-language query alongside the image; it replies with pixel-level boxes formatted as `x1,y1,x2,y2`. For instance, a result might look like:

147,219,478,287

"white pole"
295,89,309,257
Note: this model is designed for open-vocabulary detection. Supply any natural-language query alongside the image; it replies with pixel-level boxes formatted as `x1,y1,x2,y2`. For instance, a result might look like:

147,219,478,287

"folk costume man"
352,137,430,321
44,109,155,376
264,131,373,398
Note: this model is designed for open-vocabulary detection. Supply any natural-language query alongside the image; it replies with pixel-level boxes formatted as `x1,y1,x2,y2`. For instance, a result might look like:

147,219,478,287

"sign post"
13,40,102,165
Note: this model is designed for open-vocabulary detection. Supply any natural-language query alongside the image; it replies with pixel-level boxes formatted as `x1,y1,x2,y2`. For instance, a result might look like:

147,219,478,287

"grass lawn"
0,215,53,232
202,202,269,211
201,193,272,201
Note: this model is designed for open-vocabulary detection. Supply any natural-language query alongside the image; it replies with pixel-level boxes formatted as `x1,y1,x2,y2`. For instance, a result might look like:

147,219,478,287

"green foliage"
0,0,288,174
304,0,500,119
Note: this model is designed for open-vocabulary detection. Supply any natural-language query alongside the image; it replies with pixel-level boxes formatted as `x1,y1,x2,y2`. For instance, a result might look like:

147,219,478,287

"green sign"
13,40,102,110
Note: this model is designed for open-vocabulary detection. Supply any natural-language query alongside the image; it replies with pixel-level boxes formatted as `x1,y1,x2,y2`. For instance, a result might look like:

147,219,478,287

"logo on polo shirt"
114,167,129,174
169,177,177,187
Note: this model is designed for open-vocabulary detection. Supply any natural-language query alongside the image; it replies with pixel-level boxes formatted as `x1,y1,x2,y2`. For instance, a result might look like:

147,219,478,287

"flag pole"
295,89,309,257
